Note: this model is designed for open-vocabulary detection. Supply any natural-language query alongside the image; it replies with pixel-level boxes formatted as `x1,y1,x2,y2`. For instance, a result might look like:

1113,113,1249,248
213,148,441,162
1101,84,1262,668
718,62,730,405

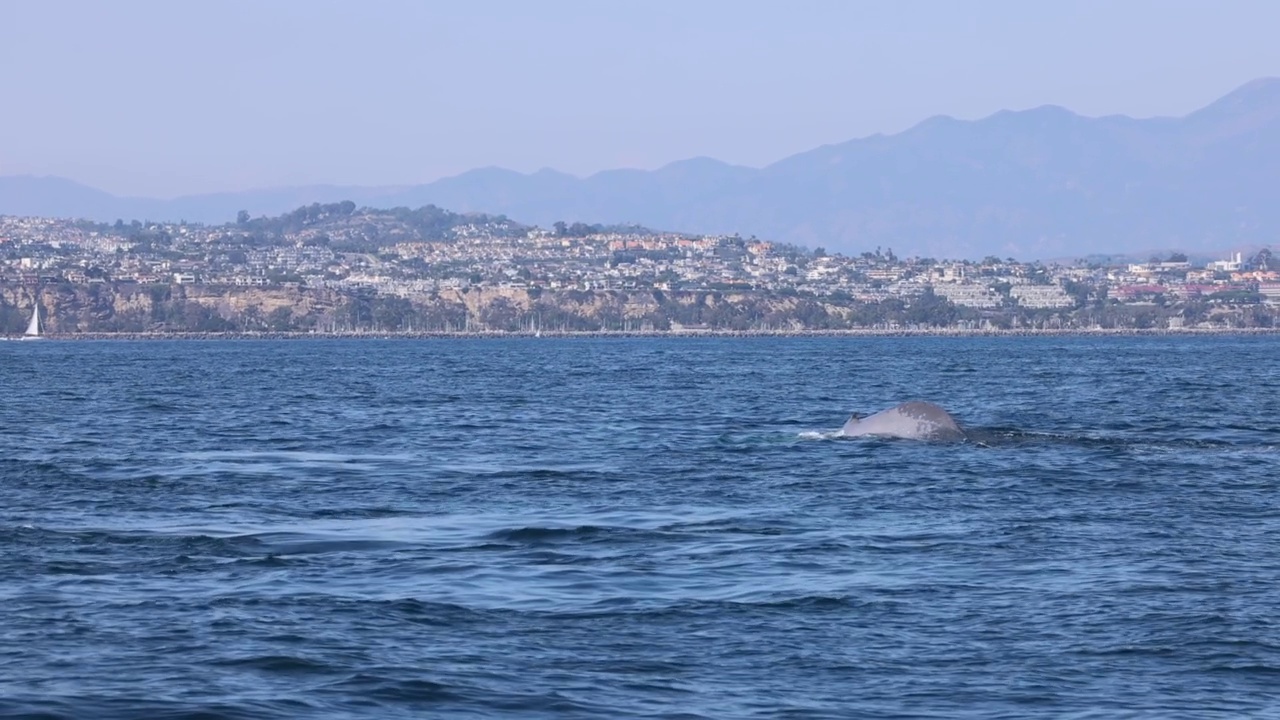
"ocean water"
1,336,1278,719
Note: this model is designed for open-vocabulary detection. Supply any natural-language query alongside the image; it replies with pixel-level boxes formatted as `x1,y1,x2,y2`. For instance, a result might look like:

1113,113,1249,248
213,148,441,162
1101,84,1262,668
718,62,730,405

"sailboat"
21,300,43,340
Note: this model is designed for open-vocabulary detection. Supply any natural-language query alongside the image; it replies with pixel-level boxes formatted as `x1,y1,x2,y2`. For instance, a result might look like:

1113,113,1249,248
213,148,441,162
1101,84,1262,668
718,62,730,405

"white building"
931,283,1002,308
1011,285,1073,309
1208,252,1244,272
1258,283,1280,304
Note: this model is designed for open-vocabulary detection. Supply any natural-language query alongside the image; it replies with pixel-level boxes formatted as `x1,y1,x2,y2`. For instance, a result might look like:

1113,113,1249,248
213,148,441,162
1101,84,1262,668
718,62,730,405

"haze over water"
2,337,1279,718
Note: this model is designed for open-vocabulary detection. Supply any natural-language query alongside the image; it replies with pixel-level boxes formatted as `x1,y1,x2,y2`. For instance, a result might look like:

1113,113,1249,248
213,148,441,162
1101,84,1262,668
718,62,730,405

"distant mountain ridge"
5,78,1280,259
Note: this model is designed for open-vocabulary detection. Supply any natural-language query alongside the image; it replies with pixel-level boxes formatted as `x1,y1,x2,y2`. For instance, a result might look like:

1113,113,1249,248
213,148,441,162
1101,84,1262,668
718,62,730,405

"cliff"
0,281,849,335
1,280,1271,335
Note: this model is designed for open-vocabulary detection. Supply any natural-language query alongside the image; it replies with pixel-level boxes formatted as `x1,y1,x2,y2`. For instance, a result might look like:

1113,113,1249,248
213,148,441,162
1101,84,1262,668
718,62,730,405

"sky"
2,0,1279,197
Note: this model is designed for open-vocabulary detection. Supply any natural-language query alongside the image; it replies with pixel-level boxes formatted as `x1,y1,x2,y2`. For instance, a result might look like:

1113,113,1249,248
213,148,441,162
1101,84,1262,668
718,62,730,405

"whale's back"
840,401,965,441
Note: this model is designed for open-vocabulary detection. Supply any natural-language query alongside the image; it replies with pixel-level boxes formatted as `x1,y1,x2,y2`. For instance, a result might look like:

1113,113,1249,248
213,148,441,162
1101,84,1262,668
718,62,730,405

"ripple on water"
3,336,1280,718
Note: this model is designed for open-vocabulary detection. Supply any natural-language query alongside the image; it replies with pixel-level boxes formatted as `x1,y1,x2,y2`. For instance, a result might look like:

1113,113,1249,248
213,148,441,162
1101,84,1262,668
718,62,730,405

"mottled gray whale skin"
839,401,966,442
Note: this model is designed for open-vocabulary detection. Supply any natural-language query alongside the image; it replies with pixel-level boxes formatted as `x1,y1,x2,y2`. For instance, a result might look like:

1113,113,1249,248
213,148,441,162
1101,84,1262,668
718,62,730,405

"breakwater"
14,326,1280,341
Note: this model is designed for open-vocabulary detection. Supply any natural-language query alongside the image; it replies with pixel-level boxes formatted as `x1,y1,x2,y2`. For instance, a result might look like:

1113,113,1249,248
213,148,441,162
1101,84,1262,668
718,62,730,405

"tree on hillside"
905,287,959,327
1251,248,1273,271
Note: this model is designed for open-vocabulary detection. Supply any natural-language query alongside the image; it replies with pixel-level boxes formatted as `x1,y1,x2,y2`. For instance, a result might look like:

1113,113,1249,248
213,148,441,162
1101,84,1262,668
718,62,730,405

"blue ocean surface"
1,336,1278,719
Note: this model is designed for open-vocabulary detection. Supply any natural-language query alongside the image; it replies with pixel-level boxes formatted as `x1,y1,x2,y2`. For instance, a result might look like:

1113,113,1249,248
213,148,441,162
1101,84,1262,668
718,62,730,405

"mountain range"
5,78,1280,260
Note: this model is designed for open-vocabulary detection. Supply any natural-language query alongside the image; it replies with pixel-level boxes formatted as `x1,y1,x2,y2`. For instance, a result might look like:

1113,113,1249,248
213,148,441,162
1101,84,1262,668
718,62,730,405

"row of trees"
234,203,523,247
551,221,658,238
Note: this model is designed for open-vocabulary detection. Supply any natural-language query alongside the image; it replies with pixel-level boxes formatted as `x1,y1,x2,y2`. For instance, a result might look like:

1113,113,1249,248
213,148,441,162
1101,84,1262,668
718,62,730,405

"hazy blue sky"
3,0,1279,197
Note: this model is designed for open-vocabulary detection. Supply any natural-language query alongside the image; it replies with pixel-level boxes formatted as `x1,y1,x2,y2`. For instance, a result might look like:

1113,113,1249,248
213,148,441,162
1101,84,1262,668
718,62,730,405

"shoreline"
7,327,1280,341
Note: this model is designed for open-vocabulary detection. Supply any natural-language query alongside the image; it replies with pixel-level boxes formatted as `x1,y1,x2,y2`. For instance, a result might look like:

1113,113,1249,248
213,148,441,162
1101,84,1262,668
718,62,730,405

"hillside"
5,78,1280,259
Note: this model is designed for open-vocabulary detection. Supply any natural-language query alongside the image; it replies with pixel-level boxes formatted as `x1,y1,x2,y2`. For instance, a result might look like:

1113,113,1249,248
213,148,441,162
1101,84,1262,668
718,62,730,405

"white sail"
23,302,41,338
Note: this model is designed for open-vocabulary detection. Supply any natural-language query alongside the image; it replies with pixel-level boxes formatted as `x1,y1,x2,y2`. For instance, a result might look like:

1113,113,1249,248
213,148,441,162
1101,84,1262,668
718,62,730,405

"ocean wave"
486,524,675,546
0,698,308,720
212,654,337,674
797,425,1280,453
6,337,1280,717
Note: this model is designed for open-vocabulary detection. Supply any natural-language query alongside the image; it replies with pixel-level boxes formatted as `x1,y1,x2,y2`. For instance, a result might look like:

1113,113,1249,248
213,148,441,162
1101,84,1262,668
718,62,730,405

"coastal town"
1,202,1278,335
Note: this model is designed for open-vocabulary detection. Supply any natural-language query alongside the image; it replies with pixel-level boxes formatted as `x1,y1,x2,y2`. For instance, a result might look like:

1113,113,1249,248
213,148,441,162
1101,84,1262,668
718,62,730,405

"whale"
839,401,966,442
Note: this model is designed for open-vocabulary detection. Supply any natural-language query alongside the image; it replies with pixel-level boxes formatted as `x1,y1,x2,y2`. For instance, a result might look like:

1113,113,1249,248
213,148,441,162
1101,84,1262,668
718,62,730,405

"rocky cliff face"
15,280,1229,334
0,281,837,334
0,283,344,334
